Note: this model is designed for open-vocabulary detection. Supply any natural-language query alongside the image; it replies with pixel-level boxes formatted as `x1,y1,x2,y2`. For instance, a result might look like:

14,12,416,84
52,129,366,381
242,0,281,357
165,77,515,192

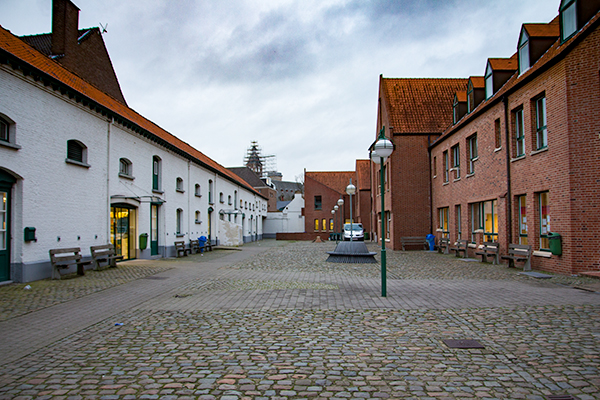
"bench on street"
438,237,450,254
49,247,92,279
475,242,500,264
189,239,200,254
175,241,191,257
401,236,428,251
90,243,124,270
501,243,532,271
450,239,469,258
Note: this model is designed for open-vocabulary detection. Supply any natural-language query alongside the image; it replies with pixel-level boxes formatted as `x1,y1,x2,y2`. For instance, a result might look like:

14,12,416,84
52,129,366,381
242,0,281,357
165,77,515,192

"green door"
0,171,15,282
0,186,10,282
150,203,159,255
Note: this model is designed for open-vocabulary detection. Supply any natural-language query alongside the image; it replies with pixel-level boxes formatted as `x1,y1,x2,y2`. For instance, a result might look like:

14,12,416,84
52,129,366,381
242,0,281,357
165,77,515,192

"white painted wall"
264,193,305,234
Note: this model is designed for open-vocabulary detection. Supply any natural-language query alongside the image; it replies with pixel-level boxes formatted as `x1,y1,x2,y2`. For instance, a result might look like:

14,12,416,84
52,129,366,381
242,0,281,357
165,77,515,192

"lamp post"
346,179,356,241
370,126,394,297
331,208,336,241
333,205,339,242
337,197,344,241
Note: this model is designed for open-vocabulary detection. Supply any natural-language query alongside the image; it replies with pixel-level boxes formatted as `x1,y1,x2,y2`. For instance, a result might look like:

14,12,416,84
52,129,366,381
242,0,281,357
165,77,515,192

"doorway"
0,170,15,282
150,203,159,256
110,204,137,260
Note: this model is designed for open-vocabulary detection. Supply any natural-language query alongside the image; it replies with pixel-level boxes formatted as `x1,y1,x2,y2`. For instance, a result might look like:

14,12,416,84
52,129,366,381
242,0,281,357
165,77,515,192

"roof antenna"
99,22,108,34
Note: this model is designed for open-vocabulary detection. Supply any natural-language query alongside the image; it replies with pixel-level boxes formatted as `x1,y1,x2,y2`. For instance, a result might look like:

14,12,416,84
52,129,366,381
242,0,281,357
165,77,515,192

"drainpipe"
503,96,513,244
428,135,434,235
106,117,112,245
187,160,191,241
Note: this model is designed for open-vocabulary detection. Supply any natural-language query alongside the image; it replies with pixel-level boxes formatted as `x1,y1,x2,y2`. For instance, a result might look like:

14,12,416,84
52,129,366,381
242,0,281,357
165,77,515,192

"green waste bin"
547,232,562,256
139,233,148,250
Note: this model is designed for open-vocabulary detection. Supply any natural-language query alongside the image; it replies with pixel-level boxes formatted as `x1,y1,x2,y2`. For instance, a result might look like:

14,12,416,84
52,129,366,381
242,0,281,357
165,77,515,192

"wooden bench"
189,239,200,254
450,239,469,258
401,236,428,251
49,247,92,279
174,241,191,257
501,244,532,271
438,237,450,254
475,242,500,264
90,244,124,270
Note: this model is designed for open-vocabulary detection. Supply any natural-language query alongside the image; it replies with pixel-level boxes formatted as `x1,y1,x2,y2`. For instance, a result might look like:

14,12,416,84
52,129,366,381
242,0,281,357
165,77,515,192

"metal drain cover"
143,276,169,280
443,339,485,349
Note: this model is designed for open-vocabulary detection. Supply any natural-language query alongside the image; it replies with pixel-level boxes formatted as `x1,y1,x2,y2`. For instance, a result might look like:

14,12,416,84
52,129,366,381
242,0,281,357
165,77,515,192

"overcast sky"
1,0,559,181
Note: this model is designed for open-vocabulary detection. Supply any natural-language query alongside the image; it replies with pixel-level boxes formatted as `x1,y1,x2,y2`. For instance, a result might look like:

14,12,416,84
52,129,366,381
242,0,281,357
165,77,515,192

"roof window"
560,0,577,41
518,30,530,75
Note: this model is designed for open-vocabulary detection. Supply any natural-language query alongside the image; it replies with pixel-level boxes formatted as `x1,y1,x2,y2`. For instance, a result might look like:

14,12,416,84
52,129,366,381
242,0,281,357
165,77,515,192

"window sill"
195,194,202,198
531,147,548,156
510,155,526,163
442,182,449,186
533,250,552,258
453,177,461,182
65,158,91,168
175,233,185,238
433,175,437,179
118,173,134,180
176,189,185,193
152,189,164,195
466,172,475,178
0,141,21,150
494,147,502,153
195,220,202,224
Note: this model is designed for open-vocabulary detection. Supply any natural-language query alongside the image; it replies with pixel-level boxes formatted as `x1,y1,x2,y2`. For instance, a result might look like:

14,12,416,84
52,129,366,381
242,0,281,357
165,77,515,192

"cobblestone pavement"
0,240,599,399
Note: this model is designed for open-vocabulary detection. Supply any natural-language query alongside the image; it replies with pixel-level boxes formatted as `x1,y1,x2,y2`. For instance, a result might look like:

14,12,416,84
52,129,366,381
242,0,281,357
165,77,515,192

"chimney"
51,0,80,56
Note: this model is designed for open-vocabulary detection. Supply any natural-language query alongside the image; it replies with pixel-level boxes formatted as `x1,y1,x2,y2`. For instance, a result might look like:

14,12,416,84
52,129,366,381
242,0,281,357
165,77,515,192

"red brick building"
376,1,600,275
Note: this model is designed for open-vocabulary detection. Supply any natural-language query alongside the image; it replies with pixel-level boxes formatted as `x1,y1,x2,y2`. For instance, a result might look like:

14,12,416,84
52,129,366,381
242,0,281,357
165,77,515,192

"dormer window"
452,91,467,124
485,62,494,99
518,30,530,75
560,0,577,41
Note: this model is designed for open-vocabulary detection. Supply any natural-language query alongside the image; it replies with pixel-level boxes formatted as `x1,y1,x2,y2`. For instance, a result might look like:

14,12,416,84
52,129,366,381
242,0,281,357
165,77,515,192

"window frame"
208,180,214,204
0,115,20,150
314,195,322,210
485,62,494,99
494,118,502,149
443,150,449,183
471,200,498,242
176,208,183,236
152,156,161,191
560,0,577,41
467,81,475,113
195,184,202,197
467,134,478,175
195,210,201,224
514,107,525,157
176,177,184,193
518,195,528,245
66,139,90,168
539,192,550,250
118,158,133,179
451,144,460,180
518,29,530,75
439,207,449,239
534,95,548,150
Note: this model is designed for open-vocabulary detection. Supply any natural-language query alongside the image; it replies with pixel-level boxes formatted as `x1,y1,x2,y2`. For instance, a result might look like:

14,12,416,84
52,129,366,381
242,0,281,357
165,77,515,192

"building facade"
0,3,266,283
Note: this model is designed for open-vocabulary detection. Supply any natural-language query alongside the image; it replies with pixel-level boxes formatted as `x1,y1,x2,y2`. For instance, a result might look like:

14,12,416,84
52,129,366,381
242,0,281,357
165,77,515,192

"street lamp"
333,205,339,242
331,208,336,241
370,126,394,297
346,179,356,241
337,197,344,241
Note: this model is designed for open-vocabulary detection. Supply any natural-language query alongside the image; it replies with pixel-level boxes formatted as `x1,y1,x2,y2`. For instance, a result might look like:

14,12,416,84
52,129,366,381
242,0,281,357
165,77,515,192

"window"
245,201,248,209
518,195,528,245
67,140,87,165
467,135,477,175
240,199,243,208
467,82,474,113
119,158,132,177
433,156,437,178
176,208,183,235
0,117,8,142
176,177,184,192
314,219,319,232
494,118,502,149
514,108,525,157
535,96,547,150
518,30,530,75
195,210,201,223
485,62,494,99
386,211,391,240
228,195,232,205
453,95,460,124
234,191,238,209
560,0,577,41
471,200,498,242
322,218,327,231
314,195,322,210
330,218,334,230
439,207,449,239
152,156,161,191
451,145,460,179
443,151,449,183
219,192,224,203
539,192,550,250
195,184,201,197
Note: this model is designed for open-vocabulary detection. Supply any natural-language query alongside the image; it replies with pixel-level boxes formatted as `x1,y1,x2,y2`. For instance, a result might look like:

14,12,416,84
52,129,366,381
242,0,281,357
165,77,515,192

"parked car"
343,223,364,241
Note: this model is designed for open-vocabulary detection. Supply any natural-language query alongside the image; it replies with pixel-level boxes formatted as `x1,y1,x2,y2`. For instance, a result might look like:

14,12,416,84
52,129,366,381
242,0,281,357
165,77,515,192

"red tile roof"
469,76,485,88
306,171,355,194
488,53,518,71
381,78,469,134
0,25,264,198
455,91,467,102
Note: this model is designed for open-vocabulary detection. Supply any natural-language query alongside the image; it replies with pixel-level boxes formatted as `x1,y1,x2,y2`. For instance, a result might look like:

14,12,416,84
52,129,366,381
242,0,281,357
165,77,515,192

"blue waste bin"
198,236,207,254
426,234,436,251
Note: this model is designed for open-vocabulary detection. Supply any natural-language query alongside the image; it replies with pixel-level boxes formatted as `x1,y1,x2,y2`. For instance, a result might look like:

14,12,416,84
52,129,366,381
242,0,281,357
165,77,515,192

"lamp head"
337,198,344,206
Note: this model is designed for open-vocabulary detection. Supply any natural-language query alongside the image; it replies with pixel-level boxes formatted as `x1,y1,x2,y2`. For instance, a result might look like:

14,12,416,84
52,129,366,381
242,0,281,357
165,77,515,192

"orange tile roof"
523,22,560,38
455,91,467,102
306,171,355,194
0,25,264,198
381,78,469,134
488,53,518,71
355,160,371,190
469,76,485,88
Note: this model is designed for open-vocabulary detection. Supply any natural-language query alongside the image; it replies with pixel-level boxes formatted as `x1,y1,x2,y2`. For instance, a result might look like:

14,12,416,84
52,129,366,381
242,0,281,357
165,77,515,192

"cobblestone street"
0,240,599,399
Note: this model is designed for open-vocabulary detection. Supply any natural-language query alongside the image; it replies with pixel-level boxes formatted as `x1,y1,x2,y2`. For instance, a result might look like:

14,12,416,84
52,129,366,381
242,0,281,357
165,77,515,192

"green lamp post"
370,126,394,297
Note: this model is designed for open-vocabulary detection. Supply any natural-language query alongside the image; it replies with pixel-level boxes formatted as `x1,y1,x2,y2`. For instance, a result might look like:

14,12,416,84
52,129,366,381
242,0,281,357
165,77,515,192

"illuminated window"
471,200,498,242
439,207,449,239
539,192,550,250
518,195,528,245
